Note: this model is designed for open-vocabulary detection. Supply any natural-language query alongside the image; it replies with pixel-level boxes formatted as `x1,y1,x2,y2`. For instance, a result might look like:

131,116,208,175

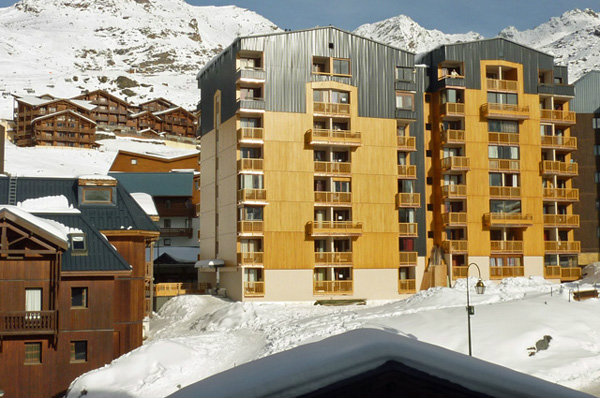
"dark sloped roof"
109,172,193,197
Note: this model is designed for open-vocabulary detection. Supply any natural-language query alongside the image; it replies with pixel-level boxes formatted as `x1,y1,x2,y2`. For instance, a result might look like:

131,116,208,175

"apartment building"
420,38,580,283
74,89,132,129
196,27,426,301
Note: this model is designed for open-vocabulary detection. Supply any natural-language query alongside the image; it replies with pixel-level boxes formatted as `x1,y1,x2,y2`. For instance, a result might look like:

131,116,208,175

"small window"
593,118,600,129
395,92,414,110
71,287,88,308
163,238,171,246
70,341,87,363
70,234,87,253
131,158,137,165
82,188,112,204
595,173,600,183
427,231,434,238
332,58,350,76
25,342,42,364
396,67,414,82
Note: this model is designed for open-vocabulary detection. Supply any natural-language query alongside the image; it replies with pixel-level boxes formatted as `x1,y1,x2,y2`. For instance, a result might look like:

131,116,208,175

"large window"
395,92,414,110
313,90,349,104
488,145,519,159
489,173,519,187
82,188,112,204
489,120,518,133
312,57,351,77
487,92,517,105
490,200,521,213
396,67,415,82
25,342,42,365
333,58,350,76
70,341,88,363
71,287,88,308
239,206,263,221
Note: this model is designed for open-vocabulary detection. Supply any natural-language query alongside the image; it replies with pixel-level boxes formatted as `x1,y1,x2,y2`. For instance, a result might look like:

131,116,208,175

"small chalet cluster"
12,90,199,148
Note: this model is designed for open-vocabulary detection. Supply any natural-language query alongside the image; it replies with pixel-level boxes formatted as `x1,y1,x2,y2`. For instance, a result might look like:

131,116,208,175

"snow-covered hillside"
0,0,279,118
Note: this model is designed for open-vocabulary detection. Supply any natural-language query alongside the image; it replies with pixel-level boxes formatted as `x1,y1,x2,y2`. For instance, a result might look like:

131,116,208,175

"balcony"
244,281,265,297
540,135,577,151
483,213,533,227
544,241,580,254
540,160,578,177
399,251,418,266
160,228,193,238
314,191,352,206
0,311,57,336
314,161,351,176
397,165,417,179
441,184,467,199
490,266,525,279
154,282,201,297
314,252,353,265
396,193,420,208
237,127,264,143
544,266,581,281
490,240,523,254
488,132,519,146
543,188,579,202
237,97,265,112
237,252,263,265
437,74,465,89
236,67,266,82
313,102,350,117
441,129,465,145
397,135,416,151
398,279,416,294
238,158,263,173
489,186,521,199
313,280,353,295
237,188,267,204
537,83,575,97
307,129,361,147
489,159,520,173
452,266,468,280
399,222,418,237
440,102,465,117
238,220,264,236
307,221,363,237
395,109,417,122
481,103,529,120
543,214,579,228
486,78,518,92
540,109,576,125
442,212,467,227
442,240,468,254
441,156,470,172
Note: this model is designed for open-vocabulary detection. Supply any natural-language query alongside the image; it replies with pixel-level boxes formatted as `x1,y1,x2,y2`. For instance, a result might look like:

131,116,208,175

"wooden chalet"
139,97,178,113
126,109,162,132
74,89,132,128
153,107,198,138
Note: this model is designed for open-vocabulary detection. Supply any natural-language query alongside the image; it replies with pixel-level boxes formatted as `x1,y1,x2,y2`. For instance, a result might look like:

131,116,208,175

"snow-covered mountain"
0,0,279,118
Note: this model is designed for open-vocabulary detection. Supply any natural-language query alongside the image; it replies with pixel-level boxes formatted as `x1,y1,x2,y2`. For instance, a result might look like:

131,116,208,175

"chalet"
109,149,200,173
74,89,132,128
139,97,178,113
153,107,198,138
127,109,163,132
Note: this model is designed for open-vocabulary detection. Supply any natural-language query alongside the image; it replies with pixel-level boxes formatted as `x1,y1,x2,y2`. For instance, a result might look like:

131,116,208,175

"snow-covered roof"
18,195,81,214
152,106,181,116
0,205,69,245
14,95,96,112
78,174,117,181
169,328,593,398
131,192,158,217
30,109,96,125
138,128,160,135
14,94,50,106
117,149,199,160
130,110,162,120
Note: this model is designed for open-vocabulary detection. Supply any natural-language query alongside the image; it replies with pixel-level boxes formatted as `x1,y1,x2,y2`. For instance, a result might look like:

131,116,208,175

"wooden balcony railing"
540,160,578,176
237,252,264,265
490,266,525,279
489,159,520,172
313,280,353,295
441,129,465,144
544,241,580,254
440,102,465,116
396,193,420,208
308,221,363,236
0,311,57,335
238,220,264,235
314,161,351,175
486,78,518,92
308,129,361,146
145,261,153,276
244,281,265,297
489,186,521,199
237,127,263,142
398,279,416,294
490,240,523,253
238,158,263,172
441,184,467,198
442,240,468,253
484,213,533,227
313,102,351,116
542,188,579,202
154,283,201,297
441,156,470,172
544,265,561,279
237,188,267,203
543,214,579,228
452,266,469,280
481,103,530,119
397,136,416,151
397,165,417,179
160,228,193,237
314,191,352,205
540,135,577,150
540,109,576,124
442,212,467,226
399,223,418,237
544,266,581,281
399,251,418,266
488,132,519,145
314,252,353,265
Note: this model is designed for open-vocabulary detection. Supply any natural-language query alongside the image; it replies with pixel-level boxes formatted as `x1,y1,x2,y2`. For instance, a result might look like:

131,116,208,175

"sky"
0,0,598,37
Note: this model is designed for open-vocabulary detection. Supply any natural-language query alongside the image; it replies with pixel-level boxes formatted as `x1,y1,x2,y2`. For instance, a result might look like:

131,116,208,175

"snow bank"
131,193,157,217
18,195,80,213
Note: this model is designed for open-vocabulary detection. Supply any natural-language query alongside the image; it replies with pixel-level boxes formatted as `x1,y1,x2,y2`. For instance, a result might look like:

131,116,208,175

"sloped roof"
109,172,193,197
74,89,131,107
30,109,96,125
152,106,196,119
0,205,69,247
129,109,163,120
139,97,178,108
14,95,96,112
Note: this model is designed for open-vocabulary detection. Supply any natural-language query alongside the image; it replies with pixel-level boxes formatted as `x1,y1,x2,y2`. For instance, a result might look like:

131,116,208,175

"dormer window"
82,188,113,204
70,234,87,255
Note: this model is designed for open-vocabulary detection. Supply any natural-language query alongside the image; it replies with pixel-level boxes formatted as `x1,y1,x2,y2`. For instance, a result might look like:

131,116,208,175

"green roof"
109,172,194,197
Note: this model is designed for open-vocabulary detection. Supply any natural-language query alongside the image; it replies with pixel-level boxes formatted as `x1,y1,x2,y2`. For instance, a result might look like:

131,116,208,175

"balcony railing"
399,251,418,266
442,240,468,253
398,279,416,294
244,281,265,297
543,214,579,228
543,188,579,202
489,159,520,173
399,222,418,237
396,193,420,208
397,136,416,151
540,135,577,151
237,188,267,203
307,129,361,147
452,266,469,279
481,103,529,120
314,161,351,175
314,252,353,265
237,127,263,143
313,102,350,116
441,129,465,144
237,97,265,111
238,220,264,235
237,252,264,265
313,280,353,295
540,160,578,176
440,102,465,117
397,165,417,179
489,186,521,199
236,67,266,82
441,184,467,198
307,221,363,236
486,78,518,92
442,212,467,226
314,191,352,205
540,109,576,125
544,266,581,281
544,241,580,254
441,156,470,172
490,240,523,253
154,283,201,297
544,265,561,279
160,228,193,237
238,158,263,173
484,213,533,227
488,132,519,145
0,311,57,335
490,266,525,279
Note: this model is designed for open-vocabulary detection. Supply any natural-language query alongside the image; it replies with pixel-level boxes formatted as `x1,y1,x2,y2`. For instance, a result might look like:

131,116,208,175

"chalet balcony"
398,279,416,294
238,220,264,236
442,240,468,254
490,240,523,254
397,165,417,179
397,136,416,151
489,186,521,199
160,228,193,238
236,66,266,82
439,102,465,118
452,266,468,280
314,191,352,206
486,78,518,92
307,221,362,237
544,241,580,254
483,212,533,227
154,283,201,297
307,129,361,147
237,252,263,265
442,212,467,227
244,281,265,297
441,156,470,172
0,311,57,336
540,135,577,151
441,184,467,199
314,161,351,176
313,102,350,117
490,266,525,279
481,103,529,120
543,214,579,228
237,127,264,143
237,97,265,112
396,193,420,208
314,252,353,265
489,159,520,173
237,188,267,204
399,251,418,266
441,129,465,145
398,223,418,237
544,266,581,281
238,158,263,173
540,109,576,125
313,280,353,295
543,188,579,202
540,160,578,177
488,132,519,146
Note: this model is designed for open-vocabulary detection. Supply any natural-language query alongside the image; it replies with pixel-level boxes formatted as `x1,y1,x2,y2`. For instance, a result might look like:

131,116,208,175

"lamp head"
475,279,485,295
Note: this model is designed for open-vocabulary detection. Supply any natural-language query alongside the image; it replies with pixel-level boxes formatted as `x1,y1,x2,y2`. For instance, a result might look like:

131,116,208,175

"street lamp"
466,262,485,356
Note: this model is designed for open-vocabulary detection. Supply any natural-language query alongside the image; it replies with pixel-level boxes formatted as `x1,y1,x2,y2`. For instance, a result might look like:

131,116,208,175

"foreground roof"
109,172,194,197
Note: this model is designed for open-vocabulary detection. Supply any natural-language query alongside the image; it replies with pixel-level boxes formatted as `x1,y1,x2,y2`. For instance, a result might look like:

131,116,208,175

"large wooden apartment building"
74,89,133,129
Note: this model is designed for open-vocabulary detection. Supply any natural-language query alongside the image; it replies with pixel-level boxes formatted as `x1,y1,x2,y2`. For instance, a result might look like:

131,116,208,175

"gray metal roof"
109,172,194,197
572,70,600,114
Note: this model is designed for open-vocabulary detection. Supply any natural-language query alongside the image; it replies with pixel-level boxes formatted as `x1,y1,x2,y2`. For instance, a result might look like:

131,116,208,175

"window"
70,234,87,253
25,342,42,364
488,145,519,159
396,67,414,82
163,238,171,246
594,145,600,156
25,288,42,312
595,173,600,183
131,158,137,165
395,92,414,110
240,206,263,221
312,57,329,74
487,92,517,105
163,219,171,228
490,200,521,213
312,57,351,76
82,188,112,204
71,287,88,308
332,58,350,76
70,341,87,363
489,120,518,133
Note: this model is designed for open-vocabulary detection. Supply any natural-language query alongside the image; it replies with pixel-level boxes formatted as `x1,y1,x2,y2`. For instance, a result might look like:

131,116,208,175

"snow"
0,205,69,242
18,194,80,213
66,275,600,398
131,192,157,217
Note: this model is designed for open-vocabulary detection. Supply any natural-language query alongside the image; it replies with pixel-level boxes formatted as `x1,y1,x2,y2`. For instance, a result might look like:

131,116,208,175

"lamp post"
466,262,485,356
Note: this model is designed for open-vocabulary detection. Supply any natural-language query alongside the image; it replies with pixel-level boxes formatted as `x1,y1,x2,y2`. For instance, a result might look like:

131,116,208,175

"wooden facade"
127,110,163,132
154,107,198,138
75,90,131,128
139,97,178,113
